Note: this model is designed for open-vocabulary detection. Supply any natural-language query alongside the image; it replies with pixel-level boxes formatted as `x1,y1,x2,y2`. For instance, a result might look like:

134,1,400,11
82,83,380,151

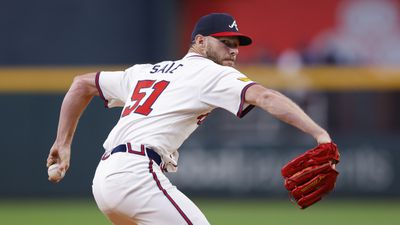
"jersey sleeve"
199,67,256,118
95,70,130,108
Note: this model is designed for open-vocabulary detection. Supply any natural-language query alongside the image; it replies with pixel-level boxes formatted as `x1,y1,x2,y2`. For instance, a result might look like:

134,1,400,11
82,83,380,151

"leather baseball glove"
281,142,340,209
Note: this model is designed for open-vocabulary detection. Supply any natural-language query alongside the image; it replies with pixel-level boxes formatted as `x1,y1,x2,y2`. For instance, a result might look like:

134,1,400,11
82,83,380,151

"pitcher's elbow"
69,73,98,96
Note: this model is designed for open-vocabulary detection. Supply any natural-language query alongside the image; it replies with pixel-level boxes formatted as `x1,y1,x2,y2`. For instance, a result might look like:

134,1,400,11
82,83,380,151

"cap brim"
211,31,252,46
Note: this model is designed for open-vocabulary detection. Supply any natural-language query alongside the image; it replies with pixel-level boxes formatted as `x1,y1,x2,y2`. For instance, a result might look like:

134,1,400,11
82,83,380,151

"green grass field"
1,198,399,225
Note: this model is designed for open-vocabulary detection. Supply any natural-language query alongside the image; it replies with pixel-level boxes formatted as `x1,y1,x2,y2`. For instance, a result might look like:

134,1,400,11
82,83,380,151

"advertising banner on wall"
168,144,399,197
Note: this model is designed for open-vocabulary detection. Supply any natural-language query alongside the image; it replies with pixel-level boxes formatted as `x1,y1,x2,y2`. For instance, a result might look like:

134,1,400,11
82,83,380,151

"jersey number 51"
121,80,170,117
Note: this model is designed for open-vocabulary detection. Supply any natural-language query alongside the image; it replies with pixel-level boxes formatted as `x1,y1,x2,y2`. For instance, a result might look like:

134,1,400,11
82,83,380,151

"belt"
102,143,162,165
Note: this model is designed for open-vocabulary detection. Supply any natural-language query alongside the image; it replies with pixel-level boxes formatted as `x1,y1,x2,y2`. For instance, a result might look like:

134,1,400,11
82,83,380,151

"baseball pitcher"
47,13,339,225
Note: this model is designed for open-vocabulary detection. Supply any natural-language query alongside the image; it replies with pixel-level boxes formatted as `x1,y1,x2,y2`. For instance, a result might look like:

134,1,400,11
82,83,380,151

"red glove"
281,142,340,209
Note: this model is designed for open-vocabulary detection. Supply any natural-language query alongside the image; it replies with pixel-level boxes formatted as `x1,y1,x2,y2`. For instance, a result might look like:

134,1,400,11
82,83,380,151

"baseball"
47,164,65,180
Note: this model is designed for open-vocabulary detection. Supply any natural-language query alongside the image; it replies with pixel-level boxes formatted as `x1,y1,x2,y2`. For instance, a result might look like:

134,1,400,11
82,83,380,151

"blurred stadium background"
1,0,400,224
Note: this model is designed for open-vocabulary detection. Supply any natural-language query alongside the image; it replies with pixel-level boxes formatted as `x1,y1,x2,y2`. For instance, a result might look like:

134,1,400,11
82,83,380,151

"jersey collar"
183,52,207,59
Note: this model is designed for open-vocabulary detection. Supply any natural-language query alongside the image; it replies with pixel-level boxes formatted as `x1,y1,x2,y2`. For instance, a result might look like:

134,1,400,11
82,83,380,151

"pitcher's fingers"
59,161,70,172
46,156,57,167
48,175,61,183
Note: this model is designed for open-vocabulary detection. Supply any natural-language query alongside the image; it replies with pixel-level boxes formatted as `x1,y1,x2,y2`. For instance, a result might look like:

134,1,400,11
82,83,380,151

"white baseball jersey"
96,52,255,171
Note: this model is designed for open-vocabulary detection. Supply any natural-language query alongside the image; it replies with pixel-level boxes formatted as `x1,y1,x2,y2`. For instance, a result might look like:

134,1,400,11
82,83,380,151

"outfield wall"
0,67,399,198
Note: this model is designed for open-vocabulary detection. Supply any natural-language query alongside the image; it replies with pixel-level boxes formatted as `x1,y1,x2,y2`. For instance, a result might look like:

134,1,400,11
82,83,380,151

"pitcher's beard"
206,51,236,67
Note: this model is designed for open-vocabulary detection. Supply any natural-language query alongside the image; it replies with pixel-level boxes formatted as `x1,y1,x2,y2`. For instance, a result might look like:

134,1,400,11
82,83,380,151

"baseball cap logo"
191,13,252,46
228,20,239,31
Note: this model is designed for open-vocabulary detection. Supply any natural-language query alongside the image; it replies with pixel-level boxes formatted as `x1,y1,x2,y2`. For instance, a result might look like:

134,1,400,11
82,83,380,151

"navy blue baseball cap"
191,13,252,46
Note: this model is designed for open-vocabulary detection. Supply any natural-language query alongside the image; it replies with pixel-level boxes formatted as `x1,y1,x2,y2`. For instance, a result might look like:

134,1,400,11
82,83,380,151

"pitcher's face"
205,36,240,67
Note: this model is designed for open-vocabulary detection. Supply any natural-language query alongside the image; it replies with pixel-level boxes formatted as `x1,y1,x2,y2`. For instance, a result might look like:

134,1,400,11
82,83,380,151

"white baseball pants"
92,151,210,225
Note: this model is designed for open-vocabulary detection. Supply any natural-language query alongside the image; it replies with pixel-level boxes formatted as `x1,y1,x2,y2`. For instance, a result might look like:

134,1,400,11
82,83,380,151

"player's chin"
222,60,235,67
